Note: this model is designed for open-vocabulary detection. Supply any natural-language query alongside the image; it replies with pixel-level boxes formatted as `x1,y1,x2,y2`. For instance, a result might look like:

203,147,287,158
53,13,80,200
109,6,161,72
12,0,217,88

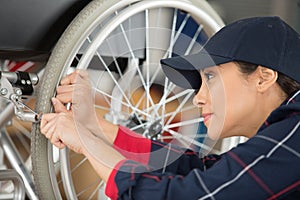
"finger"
53,141,66,149
56,85,74,104
60,70,87,85
60,69,90,86
52,98,69,113
40,116,57,137
45,120,56,140
51,129,62,147
73,84,92,98
51,117,67,149
59,71,77,85
52,132,66,149
40,113,58,129
55,93,72,104
56,85,74,95
57,79,90,104
45,125,56,140
75,69,89,79
72,71,91,87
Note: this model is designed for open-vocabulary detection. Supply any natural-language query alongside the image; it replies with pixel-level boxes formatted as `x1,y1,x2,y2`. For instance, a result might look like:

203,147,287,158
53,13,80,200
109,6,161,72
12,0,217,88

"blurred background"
208,0,300,32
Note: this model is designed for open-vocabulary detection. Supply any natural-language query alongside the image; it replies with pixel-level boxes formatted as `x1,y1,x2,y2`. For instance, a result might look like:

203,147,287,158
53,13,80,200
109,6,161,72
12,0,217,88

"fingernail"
51,98,57,105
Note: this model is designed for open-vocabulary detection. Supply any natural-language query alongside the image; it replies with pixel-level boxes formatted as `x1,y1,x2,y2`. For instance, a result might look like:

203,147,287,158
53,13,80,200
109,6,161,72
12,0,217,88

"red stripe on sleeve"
105,159,129,200
113,126,151,164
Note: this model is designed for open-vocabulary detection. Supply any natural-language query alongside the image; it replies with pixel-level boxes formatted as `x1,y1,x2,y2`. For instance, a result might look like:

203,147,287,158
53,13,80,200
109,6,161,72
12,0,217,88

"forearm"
95,114,152,164
81,133,125,182
96,115,119,144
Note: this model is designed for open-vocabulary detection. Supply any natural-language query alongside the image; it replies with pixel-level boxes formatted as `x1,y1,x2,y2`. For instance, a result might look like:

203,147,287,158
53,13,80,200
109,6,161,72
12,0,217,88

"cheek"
222,95,241,133
207,80,247,139
222,84,256,135
211,81,227,116
224,75,250,108
205,83,227,139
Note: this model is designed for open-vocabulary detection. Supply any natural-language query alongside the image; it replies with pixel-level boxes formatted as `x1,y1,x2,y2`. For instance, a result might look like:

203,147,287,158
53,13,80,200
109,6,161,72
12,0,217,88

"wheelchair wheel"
31,0,224,199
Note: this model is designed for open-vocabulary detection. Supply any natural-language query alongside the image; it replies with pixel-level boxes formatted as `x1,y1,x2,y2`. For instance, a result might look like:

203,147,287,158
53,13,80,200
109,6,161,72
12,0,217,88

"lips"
201,113,212,123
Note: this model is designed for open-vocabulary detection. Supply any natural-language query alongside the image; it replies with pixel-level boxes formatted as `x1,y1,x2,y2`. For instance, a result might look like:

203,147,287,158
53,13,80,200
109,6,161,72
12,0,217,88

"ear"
256,66,278,92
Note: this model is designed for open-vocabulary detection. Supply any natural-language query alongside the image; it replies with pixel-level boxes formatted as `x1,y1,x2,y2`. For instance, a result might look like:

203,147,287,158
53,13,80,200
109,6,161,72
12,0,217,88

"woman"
41,16,300,199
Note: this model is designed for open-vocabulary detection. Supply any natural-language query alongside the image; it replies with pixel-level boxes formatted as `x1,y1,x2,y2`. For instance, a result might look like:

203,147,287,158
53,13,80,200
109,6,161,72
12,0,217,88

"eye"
204,72,214,81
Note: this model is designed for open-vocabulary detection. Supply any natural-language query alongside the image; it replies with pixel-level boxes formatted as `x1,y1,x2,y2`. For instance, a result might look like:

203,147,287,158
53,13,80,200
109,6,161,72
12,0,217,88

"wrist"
97,117,119,143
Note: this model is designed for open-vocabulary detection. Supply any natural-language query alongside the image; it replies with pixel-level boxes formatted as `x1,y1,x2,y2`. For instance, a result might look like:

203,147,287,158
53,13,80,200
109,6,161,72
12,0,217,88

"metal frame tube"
0,128,37,200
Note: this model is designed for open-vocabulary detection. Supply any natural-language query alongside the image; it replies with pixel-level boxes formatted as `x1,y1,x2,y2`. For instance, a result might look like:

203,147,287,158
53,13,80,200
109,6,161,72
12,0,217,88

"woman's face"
193,62,259,140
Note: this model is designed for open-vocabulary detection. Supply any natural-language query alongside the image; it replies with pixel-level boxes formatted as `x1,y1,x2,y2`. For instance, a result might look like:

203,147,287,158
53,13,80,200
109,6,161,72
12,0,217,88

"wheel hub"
124,114,163,139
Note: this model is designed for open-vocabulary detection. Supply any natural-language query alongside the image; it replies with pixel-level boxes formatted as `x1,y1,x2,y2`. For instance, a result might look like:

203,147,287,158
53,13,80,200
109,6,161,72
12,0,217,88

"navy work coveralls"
105,91,300,200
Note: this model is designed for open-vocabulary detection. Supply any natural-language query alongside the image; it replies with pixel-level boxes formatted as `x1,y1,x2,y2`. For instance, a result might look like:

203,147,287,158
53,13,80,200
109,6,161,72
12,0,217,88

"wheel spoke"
95,88,152,118
162,104,196,119
164,117,203,130
164,89,194,105
76,178,101,199
165,91,194,127
145,8,150,114
99,24,125,78
130,122,148,132
169,8,178,58
87,37,137,116
129,64,168,117
164,13,190,59
185,24,203,55
124,8,192,118
115,11,156,112
87,180,105,200
71,156,88,173
94,105,111,112
164,128,218,153
94,54,143,119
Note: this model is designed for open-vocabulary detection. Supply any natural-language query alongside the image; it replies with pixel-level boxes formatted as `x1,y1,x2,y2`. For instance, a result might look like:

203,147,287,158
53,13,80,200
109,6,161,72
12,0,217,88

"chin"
207,131,223,140
207,127,224,140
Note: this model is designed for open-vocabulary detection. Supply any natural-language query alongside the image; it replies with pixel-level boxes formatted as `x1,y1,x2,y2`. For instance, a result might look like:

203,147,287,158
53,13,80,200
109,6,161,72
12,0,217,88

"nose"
193,83,208,108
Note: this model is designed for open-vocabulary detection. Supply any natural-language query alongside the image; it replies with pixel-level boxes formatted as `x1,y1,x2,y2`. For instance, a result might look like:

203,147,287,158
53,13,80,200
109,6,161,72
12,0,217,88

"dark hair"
235,61,300,97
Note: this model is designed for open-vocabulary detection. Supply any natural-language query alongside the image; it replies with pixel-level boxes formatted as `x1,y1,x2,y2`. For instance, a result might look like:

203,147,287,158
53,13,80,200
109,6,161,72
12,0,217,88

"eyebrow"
200,68,212,73
201,65,222,72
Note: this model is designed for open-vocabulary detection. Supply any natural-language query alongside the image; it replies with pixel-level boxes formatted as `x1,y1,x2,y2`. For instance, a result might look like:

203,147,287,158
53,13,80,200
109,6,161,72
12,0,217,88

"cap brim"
160,51,231,89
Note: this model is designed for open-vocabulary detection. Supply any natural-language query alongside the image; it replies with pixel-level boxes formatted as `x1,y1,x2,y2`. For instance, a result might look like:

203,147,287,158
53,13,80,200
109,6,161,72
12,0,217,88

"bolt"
15,88,22,96
153,124,161,131
0,88,8,96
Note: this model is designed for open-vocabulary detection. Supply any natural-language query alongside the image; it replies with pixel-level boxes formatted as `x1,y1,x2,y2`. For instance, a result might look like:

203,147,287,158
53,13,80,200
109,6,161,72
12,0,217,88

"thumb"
52,98,68,113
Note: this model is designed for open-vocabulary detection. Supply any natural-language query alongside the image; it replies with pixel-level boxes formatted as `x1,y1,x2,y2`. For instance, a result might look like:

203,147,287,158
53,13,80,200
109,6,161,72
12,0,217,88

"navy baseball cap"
160,16,300,89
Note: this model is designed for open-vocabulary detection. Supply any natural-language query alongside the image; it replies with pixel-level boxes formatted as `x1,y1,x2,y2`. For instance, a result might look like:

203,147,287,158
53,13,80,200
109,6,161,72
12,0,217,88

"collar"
258,90,300,131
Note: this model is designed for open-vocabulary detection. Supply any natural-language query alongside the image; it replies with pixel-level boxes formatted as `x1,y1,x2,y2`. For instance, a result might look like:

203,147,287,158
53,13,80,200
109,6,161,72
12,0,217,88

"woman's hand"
55,70,110,140
40,97,125,182
40,100,89,154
